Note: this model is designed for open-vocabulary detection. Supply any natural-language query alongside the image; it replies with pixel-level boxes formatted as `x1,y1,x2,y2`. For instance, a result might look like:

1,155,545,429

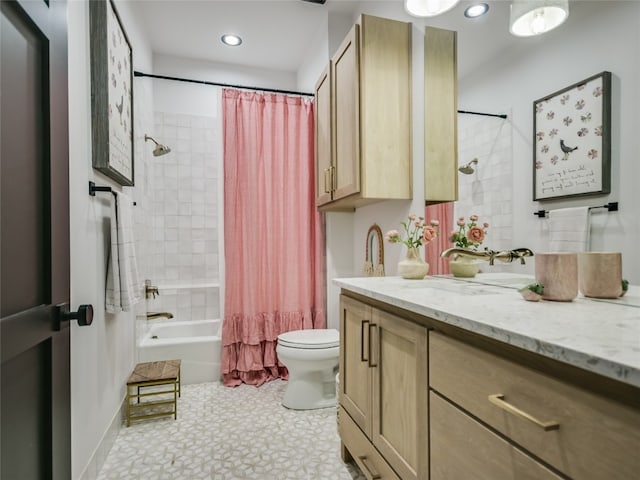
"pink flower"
470,214,479,222
408,214,416,220
385,230,400,242
430,219,439,227
415,221,421,228
457,218,465,227
423,226,438,243
467,226,485,243
483,222,489,228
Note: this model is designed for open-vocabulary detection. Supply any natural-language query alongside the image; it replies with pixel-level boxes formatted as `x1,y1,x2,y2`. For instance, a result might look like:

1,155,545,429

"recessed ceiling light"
221,34,242,46
464,3,490,18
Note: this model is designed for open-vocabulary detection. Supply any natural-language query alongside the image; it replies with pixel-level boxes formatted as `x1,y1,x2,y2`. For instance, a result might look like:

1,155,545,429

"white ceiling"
124,1,535,79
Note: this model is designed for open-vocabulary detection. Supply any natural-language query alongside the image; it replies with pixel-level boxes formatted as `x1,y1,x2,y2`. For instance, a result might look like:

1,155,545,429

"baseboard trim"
77,397,126,480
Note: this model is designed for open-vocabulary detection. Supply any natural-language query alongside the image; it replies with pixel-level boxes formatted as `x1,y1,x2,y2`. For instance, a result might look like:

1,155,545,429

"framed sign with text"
90,0,134,186
533,71,611,201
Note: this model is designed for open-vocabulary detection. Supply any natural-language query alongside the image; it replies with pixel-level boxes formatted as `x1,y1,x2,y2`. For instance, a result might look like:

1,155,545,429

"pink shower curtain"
426,202,454,275
221,88,326,387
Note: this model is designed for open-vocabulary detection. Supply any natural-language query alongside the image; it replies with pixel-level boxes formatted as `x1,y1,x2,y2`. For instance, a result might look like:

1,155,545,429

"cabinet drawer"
339,407,400,480
429,332,640,479
430,392,562,480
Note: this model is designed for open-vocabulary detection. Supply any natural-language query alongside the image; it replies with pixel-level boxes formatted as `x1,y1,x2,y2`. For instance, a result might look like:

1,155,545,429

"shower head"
458,158,478,175
144,134,172,157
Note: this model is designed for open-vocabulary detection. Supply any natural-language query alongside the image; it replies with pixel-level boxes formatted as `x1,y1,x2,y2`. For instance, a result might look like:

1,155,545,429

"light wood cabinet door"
430,392,563,480
371,308,428,480
332,23,360,202
425,26,458,204
314,64,332,206
339,295,372,437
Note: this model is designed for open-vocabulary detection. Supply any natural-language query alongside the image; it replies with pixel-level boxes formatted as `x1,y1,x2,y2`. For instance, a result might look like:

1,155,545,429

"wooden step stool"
126,359,181,426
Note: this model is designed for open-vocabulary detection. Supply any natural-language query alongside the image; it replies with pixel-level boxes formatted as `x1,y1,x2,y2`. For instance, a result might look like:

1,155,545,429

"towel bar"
88,181,136,205
533,202,618,218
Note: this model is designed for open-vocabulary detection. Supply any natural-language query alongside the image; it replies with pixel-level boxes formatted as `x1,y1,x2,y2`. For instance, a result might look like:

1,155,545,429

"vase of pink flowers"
449,214,489,278
385,214,439,279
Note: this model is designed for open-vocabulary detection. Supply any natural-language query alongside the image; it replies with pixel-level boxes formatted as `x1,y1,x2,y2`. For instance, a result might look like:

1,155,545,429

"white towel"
548,206,591,252
106,192,141,313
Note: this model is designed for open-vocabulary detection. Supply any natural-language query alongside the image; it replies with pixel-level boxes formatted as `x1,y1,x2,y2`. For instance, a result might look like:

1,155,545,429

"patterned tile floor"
97,380,366,479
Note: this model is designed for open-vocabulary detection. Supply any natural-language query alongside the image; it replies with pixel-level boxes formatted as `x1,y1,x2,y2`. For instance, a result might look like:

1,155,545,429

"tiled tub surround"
334,273,640,388
456,112,513,257
145,283,220,323
148,111,221,289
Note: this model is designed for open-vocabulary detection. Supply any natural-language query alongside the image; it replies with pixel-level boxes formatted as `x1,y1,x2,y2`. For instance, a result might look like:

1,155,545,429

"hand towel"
548,206,591,252
106,192,141,313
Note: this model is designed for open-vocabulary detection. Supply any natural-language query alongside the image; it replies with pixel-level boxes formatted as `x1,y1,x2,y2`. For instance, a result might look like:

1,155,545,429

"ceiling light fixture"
464,3,490,18
405,0,461,17
221,34,242,46
510,0,569,37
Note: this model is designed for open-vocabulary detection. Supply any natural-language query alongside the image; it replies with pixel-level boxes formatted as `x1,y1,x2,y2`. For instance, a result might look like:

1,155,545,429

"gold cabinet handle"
368,323,378,368
324,168,331,194
357,455,381,480
488,394,560,431
331,165,337,191
360,320,369,362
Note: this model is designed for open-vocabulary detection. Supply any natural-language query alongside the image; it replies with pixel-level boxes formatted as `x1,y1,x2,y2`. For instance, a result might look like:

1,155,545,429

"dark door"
1,0,71,478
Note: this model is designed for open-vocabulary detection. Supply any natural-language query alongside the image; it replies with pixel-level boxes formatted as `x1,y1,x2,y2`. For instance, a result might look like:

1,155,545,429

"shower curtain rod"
135,71,508,116
133,71,314,97
457,109,508,119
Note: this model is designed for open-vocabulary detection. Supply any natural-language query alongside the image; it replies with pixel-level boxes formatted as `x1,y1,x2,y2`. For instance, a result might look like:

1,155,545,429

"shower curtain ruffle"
221,309,326,387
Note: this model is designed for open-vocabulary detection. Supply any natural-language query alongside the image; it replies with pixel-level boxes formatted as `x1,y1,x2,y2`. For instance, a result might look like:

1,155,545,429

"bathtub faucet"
146,312,174,320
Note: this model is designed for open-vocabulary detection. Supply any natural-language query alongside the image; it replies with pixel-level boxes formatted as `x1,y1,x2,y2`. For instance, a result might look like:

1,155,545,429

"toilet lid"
277,328,339,349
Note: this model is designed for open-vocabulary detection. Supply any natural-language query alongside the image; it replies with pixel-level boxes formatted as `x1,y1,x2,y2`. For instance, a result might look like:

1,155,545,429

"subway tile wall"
456,112,513,271
142,112,221,321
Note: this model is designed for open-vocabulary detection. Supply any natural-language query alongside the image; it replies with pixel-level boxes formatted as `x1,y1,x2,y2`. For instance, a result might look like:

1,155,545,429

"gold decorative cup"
535,252,578,301
578,252,623,298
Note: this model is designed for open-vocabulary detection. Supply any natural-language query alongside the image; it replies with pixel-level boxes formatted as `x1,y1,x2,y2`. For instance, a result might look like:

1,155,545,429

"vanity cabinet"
315,15,412,211
429,331,640,479
337,286,640,480
339,295,428,480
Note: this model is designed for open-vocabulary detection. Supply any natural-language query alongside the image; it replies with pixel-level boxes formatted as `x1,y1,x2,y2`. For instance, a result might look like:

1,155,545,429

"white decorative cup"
578,252,623,298
535,252,578,301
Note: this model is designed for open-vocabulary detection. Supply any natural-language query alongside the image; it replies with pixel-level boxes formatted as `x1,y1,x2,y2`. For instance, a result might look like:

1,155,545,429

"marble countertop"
334,273,640,388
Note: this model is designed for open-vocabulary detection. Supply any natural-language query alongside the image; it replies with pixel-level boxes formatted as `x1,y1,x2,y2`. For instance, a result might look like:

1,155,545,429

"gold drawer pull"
488,394,560,431
357,455,381,480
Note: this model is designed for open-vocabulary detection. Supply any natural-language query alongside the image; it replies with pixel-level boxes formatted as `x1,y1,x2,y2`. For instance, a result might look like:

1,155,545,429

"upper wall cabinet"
315,15,412,211
425,27,458,204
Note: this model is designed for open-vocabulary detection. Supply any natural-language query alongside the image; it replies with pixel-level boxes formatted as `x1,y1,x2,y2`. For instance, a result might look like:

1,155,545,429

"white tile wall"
137,112,222,322
456,112,514,271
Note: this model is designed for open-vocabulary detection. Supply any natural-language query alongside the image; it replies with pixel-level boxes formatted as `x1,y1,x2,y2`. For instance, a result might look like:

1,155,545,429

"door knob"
55,303,94,330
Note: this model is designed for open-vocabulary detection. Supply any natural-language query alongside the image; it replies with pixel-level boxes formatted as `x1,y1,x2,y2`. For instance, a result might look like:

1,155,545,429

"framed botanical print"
533,71,611,201
90,0,134,186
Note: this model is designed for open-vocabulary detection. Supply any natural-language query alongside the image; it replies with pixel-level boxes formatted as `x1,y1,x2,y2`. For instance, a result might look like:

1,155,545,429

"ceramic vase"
535,252,578,301
398,247,429,279
449,256,480,278
578,252,623,298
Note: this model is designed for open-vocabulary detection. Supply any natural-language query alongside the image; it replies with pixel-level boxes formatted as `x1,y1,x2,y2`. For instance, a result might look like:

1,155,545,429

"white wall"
67,1,154,478
459,1,640,282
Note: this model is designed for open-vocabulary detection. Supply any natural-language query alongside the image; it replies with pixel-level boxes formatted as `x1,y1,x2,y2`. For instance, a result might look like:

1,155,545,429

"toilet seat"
277,328,339,349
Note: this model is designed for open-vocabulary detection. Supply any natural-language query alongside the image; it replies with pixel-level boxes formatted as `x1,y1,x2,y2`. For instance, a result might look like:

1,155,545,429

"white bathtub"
138,319,221,385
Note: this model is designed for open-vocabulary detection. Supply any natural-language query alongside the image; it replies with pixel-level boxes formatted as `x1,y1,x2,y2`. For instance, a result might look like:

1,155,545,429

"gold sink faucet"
441,247,534,265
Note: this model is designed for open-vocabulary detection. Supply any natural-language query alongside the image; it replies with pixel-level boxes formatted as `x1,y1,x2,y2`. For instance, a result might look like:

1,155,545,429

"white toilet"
276,328,340,410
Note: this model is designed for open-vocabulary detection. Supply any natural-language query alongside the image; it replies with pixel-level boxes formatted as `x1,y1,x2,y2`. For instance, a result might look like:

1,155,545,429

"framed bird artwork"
90,0,135,186
533,71,611,201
